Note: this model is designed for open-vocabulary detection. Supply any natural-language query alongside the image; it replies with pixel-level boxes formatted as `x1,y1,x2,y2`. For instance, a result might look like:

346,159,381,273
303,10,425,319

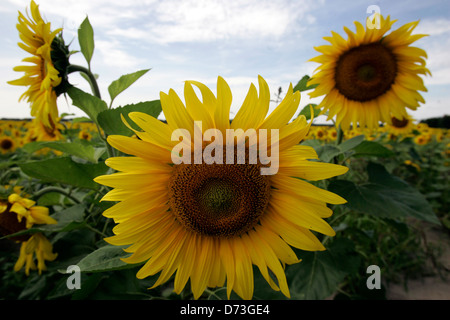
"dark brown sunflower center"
0,139,13,150
0,203,30,241
335,42,397,102
391,117,409,128
168,159,271,237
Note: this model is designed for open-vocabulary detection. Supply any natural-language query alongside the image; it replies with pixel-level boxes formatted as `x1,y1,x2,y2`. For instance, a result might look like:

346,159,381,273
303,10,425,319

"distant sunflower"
0,193,57,275
308,15,430,130
0,136,16,154
414,134,429,145
95,76,348,300
386,113,415,136
8,0,63,129
26,117,63,142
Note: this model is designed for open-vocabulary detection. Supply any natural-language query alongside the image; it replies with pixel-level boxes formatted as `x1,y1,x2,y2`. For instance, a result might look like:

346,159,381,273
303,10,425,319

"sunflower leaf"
108,69,150,106
352,140,394,157
22,140,105,163
293,75,318,92
328,162,440,224
67,86,107,125
18,157,108,190
298,103,320,119
288,238,360,300
97,100,162,136
75,245,140,273
78,16,95,68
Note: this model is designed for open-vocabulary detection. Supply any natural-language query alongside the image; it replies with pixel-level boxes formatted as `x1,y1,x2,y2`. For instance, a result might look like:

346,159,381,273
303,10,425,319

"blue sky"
1,0,449,123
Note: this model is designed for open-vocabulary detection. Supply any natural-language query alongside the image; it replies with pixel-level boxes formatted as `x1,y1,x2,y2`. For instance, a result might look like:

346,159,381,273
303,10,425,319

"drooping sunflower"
8,0,63,129
95,76,348,300
0,193,57,275
308,14,430,130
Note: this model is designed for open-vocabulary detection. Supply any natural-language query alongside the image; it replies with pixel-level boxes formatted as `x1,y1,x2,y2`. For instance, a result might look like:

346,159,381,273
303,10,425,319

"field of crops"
1,116,449,300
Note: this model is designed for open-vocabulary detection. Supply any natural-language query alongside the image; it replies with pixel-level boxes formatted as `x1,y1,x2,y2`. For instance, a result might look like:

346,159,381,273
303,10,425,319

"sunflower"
95,76,348,300
8,0,63,129
414,134,429,145
26,117,64,142
78,130,92,141
308,14,430,130
386,113,416,136
0,193,57,275
0,136,17,154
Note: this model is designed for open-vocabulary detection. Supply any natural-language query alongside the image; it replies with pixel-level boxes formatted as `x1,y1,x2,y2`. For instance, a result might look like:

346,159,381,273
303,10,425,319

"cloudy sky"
1,0,449,123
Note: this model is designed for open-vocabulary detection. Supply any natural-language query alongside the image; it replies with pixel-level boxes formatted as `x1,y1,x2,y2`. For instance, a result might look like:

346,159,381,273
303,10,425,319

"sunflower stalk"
33,186,81,204
67,64,101,99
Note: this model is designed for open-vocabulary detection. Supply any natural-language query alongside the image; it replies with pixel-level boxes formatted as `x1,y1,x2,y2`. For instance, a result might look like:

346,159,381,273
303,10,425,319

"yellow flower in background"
14,232,58,276
0,192,57,275
308,15,430,130
386,113,416,136
7,193,57,229
95,76,348,300
78,130,92,141
26,117,64,143
0,136,17,154
404,159,421,171
8,0,62,129
414,134,429,145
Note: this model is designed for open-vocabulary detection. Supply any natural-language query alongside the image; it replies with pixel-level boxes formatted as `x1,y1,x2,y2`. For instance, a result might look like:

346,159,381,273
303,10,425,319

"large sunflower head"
8,0,67,129
95,76,348,300
308,15,430,130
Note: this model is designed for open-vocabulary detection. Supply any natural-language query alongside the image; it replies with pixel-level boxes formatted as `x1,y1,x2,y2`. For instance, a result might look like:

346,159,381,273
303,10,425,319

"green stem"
333,125,344,164
336,125,344,146
67,64,101,99
33,186,81,204
67,64,115,158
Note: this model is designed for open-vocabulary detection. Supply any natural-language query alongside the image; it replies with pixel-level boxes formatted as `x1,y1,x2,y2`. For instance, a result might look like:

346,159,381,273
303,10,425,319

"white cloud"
415,18,450,86
145,0,316,44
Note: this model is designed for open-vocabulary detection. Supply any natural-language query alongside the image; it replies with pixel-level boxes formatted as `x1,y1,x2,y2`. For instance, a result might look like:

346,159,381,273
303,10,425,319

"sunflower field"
1,1,449,305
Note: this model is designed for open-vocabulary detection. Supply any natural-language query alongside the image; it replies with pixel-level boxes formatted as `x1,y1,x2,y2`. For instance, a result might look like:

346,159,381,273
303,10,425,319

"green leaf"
22,140,105,163
18,157,108,190
287,238,360,300
353,140,394,157
298,104,320,120
328,162,440,224
313,135,365,163
78,16,94,67
40,204,86,233
293,75,318,92
76,245,140,273
67,86,107,125
338,134,365,153
316,144,342,162
97,100,162,136
108,69,150,105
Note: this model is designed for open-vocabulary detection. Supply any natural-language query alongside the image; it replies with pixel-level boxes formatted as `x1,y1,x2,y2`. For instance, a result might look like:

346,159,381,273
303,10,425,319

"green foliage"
67,86,107,126
108,69,151,107
18,157,108,190
329,162,439,224
78,16,95,68
97,101,162,136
